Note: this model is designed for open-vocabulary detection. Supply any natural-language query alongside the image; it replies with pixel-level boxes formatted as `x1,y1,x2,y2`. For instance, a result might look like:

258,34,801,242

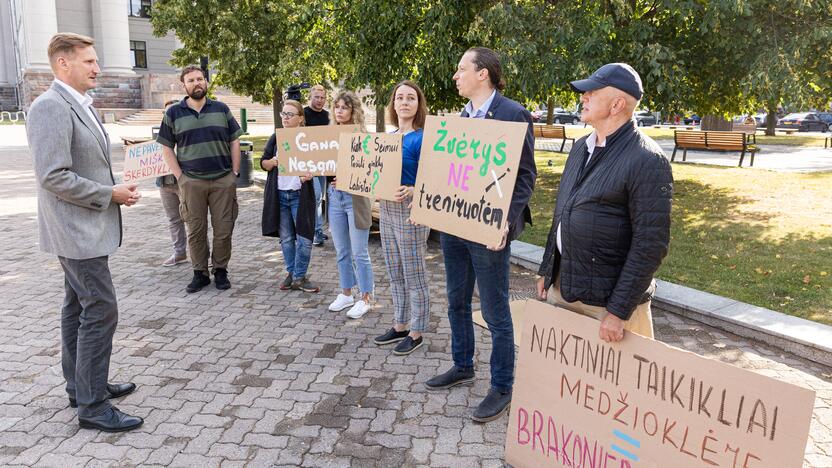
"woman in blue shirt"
372,80,431,355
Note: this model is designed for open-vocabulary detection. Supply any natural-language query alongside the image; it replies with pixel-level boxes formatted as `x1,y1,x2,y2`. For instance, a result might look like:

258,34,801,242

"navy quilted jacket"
538,120,673,320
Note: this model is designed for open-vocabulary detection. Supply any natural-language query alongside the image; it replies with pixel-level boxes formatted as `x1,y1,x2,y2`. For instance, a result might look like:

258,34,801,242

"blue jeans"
328,186,374,295
313,176,326,238
278,190,312,278
440,232,513,391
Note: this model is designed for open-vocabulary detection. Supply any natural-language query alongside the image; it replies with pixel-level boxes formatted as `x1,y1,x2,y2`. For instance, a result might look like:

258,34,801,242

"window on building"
128,0,152,18
130,41,147,69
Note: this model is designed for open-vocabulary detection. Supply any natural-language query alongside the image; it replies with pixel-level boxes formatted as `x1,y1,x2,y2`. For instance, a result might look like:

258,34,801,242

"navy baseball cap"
570,63,643,100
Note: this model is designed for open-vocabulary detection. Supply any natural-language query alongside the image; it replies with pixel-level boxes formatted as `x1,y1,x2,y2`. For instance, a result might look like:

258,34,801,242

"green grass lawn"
245,135,270,172
521,150,832,325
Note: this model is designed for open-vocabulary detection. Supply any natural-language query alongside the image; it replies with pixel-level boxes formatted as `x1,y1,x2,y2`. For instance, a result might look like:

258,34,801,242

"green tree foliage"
151,0,338,126
151,0,829,132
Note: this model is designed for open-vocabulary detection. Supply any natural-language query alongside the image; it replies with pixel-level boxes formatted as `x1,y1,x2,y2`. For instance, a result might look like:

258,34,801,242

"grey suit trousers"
58,256,118,418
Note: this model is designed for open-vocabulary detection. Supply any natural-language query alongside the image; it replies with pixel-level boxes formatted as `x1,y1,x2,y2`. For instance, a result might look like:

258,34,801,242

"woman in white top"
260,99,319,293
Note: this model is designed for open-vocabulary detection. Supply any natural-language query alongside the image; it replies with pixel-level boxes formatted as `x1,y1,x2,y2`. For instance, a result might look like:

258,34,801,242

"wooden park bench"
121,136,152,146
731,123,758,144
671,130,757,167
533,124,575,152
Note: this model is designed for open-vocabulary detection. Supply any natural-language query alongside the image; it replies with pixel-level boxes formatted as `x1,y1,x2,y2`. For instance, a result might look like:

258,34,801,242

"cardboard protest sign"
505,300,816,468
274,125,358,176
122,140,172,183
409,115,527,246
335,132,403,201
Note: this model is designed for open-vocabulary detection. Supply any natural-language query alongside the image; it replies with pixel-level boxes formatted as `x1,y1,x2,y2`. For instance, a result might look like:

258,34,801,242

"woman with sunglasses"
326,91,375,319
260,100,320,292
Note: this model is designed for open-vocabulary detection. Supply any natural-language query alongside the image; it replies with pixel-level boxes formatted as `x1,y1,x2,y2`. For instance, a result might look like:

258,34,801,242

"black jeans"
58,256,118,418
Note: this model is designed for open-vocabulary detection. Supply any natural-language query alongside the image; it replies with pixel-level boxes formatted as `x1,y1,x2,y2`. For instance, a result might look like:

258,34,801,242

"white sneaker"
346,300,370,319
328,294,354,312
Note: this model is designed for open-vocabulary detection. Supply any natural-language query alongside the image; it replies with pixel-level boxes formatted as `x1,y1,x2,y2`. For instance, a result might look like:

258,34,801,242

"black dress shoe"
472,388,512,423
425,365,475,390
78,407,143,433
69,382,137,408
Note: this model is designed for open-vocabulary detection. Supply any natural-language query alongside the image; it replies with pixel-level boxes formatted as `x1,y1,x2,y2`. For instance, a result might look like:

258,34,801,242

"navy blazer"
461,91,537,241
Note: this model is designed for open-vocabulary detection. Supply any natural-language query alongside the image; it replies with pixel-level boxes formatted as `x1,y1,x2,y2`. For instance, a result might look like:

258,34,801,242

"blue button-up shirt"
463,90,496,119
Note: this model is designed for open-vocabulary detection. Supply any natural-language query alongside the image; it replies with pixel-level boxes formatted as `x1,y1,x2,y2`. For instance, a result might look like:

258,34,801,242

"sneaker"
214,268,231,290
425,366,475,391
313,235,324,246
328,294,354,312
280,273,293,291
472,389,512,423
373,328,409,345
186,270,211,293
346,300,370,319
393,336,423,355
291,277,320,293
162,253,187,267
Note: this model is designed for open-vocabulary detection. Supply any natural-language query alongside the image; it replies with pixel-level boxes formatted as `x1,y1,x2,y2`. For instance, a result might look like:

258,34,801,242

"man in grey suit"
27,33,143,432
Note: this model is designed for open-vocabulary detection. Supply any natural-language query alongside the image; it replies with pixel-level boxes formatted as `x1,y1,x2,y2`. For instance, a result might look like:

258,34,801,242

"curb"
510,240,832,368
251,173,832,368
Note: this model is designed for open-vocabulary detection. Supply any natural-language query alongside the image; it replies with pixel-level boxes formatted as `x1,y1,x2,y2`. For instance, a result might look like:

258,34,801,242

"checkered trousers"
379,198,431,332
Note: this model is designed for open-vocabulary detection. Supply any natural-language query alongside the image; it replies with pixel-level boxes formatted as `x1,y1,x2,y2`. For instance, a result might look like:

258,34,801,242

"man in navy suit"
425,47,537,423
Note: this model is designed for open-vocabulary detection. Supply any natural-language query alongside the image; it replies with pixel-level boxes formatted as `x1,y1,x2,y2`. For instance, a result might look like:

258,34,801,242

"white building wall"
128,16,176,73
0,0,16,84
55,0,93,37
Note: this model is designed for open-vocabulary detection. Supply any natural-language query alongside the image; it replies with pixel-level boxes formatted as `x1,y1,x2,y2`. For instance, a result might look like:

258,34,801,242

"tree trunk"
273,84,283,129
374,87,386,132
701,115,732,131
546,96,554,125
765,101,778,136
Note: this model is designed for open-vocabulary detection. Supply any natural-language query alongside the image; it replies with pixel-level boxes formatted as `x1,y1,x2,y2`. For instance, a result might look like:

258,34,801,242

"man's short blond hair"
310,85,326,94
48,33,95,64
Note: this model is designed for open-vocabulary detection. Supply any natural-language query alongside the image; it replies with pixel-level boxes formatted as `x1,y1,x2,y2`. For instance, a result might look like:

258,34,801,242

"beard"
187,86,206,100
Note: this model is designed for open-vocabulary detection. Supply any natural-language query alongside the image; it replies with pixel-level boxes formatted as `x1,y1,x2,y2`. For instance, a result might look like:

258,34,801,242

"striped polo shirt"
156,97,244,180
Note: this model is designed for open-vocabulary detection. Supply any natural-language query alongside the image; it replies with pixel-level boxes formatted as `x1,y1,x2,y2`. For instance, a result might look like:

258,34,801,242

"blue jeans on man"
440,232,514,392
278,190,312,278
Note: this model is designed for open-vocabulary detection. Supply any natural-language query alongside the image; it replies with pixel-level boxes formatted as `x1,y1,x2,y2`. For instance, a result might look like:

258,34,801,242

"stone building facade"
0,0,180,112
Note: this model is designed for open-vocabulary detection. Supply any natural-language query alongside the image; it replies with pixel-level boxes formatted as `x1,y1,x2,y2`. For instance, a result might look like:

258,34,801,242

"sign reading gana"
275,125,359,176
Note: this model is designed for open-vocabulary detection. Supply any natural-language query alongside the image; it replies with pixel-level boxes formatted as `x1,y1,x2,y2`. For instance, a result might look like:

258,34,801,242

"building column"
91,0,135,74
20,0,58,71
0,0,10,84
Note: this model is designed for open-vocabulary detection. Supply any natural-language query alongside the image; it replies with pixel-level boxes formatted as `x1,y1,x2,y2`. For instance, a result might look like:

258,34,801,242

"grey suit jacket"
27,82,122,260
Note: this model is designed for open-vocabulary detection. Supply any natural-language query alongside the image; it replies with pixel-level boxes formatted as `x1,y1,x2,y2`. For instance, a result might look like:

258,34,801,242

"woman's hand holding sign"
394,185,413,203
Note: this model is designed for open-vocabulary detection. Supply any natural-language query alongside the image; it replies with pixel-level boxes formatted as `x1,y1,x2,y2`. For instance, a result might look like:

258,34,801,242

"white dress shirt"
54,79,106,141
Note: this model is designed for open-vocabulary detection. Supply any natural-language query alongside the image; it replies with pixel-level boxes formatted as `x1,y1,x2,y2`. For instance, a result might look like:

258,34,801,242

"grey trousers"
159,184,187,256
58,256,118,418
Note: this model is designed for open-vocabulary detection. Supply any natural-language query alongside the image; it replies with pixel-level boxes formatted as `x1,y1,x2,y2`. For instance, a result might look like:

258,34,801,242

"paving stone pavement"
1,146,831,467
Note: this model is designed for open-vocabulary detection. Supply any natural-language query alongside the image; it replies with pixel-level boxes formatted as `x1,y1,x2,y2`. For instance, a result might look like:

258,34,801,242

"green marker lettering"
434,128,448,152
493,141,507,166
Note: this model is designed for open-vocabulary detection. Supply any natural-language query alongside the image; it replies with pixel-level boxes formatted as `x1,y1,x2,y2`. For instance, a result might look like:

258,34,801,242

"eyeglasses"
279,112,299,118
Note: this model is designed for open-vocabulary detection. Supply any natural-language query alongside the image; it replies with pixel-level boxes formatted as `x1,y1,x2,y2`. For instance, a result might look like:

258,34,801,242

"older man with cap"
535,63,673,342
